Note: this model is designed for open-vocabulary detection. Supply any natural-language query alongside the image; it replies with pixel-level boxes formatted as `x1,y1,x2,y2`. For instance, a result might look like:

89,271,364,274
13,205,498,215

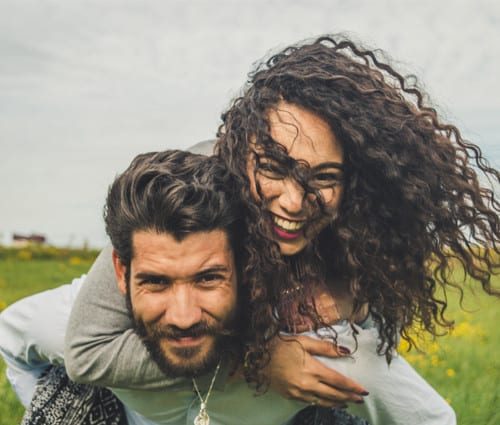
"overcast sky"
1,0,499,247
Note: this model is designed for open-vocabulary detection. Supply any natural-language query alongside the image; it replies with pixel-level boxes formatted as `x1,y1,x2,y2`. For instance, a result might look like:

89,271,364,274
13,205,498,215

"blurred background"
1,0,499,248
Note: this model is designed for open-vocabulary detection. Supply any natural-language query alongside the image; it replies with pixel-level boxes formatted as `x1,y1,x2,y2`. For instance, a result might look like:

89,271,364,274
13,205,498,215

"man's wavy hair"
104,150,244,272
215,34,500,389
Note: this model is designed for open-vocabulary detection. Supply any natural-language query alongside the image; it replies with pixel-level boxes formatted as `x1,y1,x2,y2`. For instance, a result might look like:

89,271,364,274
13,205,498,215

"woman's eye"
310,173,341,188
258,162,285,179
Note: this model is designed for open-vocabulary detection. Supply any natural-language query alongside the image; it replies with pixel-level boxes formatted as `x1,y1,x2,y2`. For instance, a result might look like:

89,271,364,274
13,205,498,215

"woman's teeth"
272,216,305,232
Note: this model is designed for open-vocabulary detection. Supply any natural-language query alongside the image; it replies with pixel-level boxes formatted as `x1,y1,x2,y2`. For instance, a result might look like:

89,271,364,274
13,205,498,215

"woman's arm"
64,247,372,404
64,246,179,390
64,245,369,404
265,334,368,408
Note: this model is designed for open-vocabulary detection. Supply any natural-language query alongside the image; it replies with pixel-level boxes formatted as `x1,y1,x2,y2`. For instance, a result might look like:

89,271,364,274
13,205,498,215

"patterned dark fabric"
21,366,127,425
291,406,370,425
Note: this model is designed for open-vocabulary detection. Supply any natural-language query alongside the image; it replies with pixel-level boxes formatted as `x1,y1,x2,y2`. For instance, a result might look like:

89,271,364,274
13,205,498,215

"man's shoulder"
187,140,216,156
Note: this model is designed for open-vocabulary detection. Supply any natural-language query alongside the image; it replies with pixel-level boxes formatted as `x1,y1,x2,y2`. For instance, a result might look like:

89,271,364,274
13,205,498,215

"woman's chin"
277,238,308,256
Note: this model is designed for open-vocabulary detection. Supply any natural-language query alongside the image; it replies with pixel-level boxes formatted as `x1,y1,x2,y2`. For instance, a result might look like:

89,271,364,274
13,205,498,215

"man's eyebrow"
135,272,171,282
193,265,231,278
134,267,231,282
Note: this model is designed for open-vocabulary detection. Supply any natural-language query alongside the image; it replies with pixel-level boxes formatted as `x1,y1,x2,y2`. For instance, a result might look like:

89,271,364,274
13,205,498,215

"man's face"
113,229,238,378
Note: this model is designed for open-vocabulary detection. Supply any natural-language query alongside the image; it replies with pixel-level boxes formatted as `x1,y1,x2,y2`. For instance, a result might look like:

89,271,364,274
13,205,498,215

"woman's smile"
271,214,306,239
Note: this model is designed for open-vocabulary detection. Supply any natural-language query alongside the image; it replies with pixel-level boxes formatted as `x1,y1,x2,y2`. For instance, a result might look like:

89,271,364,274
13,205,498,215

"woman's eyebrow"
312,162,344,171
255,140,344,171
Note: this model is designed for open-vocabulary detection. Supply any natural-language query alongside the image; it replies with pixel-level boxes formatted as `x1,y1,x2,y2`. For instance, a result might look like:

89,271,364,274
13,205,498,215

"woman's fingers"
307,392,348,409
266,334,368,404
280,335,367,395
315,358,368,396
287,378,363,407
286,362,367,405
287,334,350,357
307,381,364,406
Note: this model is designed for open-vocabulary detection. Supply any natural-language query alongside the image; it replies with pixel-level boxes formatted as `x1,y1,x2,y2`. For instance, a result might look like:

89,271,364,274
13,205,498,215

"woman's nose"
279,178,307,214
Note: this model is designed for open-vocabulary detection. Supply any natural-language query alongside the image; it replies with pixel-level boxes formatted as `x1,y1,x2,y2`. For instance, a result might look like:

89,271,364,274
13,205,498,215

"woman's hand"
265,335,368,408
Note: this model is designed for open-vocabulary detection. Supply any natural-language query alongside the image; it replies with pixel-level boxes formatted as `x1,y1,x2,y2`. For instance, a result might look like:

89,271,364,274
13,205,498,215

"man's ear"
112,249,128,295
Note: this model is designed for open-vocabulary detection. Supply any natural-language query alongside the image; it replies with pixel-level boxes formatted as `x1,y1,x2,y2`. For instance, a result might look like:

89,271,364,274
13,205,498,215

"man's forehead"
130,229,234,275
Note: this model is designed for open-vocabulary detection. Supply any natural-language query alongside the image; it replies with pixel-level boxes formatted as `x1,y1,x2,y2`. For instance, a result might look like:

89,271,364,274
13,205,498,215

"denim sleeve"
0,279,83,406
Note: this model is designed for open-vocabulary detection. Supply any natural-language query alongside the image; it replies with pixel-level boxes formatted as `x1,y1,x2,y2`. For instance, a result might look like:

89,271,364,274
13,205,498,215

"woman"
64,34,499,423
214,34,500,388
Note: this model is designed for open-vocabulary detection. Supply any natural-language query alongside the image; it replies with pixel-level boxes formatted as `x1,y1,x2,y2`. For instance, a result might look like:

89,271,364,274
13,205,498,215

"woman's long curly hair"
215,34,500,390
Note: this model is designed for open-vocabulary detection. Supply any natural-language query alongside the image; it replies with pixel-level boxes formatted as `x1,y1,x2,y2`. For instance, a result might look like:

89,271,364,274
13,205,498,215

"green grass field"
0,256,499,425
0,257,95,424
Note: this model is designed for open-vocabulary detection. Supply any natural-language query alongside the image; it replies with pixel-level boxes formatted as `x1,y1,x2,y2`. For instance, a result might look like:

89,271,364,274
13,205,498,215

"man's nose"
165,286,202,329
279,178,307,214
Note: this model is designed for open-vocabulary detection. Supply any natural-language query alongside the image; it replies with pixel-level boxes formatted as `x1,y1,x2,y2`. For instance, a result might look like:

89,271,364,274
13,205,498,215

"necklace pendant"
194,408,210,425
192,361,221,425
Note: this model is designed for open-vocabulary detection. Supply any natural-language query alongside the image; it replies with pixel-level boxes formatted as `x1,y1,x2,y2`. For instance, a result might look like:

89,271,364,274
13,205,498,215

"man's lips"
167,335,207,347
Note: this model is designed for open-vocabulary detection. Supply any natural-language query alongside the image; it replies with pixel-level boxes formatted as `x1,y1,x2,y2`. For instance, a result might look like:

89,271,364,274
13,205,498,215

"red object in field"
12,233,46,244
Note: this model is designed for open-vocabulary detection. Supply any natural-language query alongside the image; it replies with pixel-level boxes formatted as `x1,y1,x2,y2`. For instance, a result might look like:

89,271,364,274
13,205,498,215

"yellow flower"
450,321,485,340
427,341,440,354
446,368,456,377
69,256,82,265
17,249,33,261
431,355,440,366
398,339,411,353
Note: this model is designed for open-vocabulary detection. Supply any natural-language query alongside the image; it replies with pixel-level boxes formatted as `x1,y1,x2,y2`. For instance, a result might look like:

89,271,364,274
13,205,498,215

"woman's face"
247,101,344,256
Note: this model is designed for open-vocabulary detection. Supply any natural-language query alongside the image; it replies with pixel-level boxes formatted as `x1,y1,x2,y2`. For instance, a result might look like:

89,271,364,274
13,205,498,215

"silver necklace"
192,361,221,425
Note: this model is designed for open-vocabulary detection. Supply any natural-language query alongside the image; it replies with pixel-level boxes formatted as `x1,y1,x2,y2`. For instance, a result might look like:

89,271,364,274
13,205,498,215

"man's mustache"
150,321,237,340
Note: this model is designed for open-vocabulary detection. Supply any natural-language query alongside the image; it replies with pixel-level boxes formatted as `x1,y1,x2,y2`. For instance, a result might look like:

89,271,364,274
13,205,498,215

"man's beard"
134,318,236,378
125,292,238,378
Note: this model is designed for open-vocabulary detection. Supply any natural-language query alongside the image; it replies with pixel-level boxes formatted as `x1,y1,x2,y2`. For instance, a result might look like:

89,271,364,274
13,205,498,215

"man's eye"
197,274,224,285
141,277,168,286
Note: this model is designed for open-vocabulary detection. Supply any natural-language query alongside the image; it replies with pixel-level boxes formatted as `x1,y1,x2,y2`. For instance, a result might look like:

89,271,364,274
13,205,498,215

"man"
106,150,243,381
0,150,341,425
